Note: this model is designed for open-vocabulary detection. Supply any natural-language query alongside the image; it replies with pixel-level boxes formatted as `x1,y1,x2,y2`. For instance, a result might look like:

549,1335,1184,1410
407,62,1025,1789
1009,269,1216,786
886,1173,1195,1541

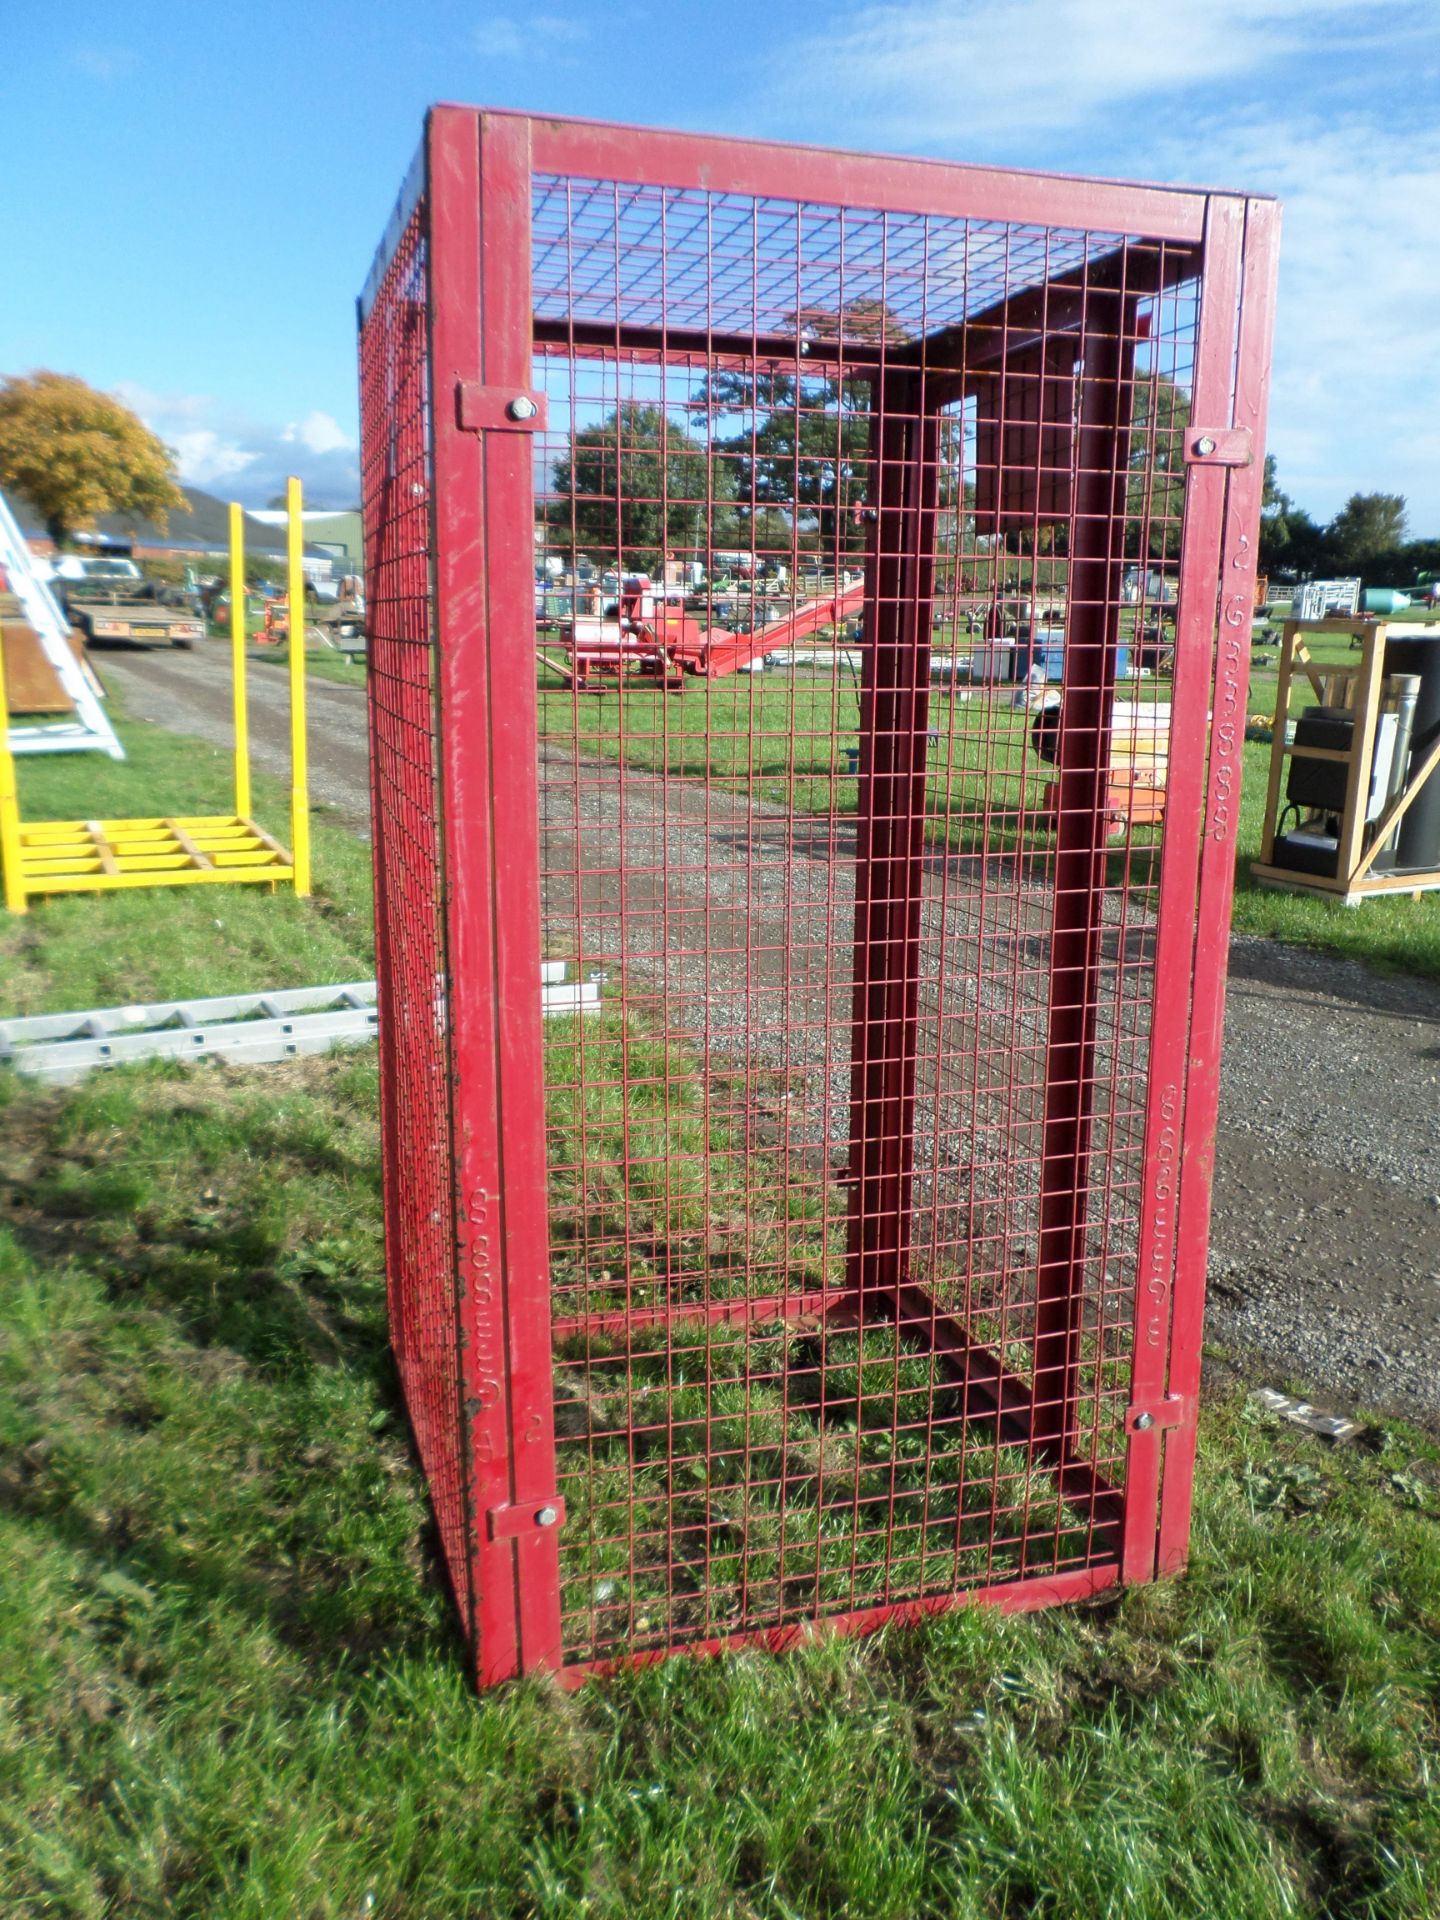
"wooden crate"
1251,618,1440,904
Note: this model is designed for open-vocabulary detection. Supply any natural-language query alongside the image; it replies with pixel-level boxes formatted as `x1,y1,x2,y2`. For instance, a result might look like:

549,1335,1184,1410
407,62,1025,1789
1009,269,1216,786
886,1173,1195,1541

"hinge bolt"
508,395,539,422
1194,436,1216,457
1133,1411,1155,1432
535,1504,560,1526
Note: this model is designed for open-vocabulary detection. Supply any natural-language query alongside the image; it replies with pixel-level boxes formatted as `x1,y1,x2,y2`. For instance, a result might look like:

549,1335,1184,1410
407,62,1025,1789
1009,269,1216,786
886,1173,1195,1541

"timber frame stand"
361,106,1280,1688
0,481,311,913
1251,617,1440,905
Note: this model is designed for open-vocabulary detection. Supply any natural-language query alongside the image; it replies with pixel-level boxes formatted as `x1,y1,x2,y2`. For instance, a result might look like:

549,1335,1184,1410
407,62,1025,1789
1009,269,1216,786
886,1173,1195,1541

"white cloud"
1181,117,1440,524
113,383,358,509
750,0,1440,527
282,410,354,457
474,12,589,61
70,46,139,83
767,0,1419,145
162,430,258,488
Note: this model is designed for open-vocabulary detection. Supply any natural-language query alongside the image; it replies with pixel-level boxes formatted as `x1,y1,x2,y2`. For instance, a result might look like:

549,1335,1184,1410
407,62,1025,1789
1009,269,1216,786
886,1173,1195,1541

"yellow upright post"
0,629,27,913
286,474,311,897
229,501,252,819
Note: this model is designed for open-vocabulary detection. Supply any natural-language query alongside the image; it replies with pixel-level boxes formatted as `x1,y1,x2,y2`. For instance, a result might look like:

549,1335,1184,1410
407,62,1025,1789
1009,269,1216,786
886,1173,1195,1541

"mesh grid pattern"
359,202,473,1633
532,182,1199,1667
362,128,1246,1684
532,176,1106,345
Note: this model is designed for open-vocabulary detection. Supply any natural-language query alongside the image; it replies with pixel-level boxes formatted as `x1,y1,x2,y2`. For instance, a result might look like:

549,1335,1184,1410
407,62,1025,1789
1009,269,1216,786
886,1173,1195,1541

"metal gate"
359,108,1278,1688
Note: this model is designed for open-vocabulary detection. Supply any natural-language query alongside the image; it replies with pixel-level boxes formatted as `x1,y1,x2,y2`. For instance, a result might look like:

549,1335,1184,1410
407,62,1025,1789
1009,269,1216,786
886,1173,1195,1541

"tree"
1261,452,1290,517
547,402,735,570
698,366,873,558
1258,452,1303,571
1328,491,1408,565
1271,506,1335,576
0,370,186,548
695,303,910,560
1126,373,1189,558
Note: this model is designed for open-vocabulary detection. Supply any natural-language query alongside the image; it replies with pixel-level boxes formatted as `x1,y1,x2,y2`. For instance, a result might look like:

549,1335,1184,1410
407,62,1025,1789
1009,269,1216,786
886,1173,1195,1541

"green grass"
542,1012,1111,1663
2,1047,1439,1917
2,691,1439,1913
0,707,374,1016
241,640,368,687
538,649,1440,978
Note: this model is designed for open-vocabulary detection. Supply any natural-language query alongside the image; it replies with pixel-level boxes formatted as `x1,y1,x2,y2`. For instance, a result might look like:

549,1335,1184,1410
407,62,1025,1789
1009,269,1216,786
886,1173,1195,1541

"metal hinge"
1125,1395,1188,1435
486,1496,566,1540
1184,427,1252,468
455,382,549,432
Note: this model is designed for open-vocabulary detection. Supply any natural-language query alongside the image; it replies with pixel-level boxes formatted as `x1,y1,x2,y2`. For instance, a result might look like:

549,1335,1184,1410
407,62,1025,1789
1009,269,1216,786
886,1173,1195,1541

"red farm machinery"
540,575,867,689
360,107,1278,1689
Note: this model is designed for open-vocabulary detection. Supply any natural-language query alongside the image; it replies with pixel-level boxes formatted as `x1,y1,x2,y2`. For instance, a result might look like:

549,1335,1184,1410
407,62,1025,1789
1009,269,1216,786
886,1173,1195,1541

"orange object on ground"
1044,701,1170,837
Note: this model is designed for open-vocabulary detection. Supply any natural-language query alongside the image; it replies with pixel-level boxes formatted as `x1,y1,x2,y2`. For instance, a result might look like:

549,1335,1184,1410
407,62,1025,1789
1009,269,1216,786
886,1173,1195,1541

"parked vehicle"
56,558,205,649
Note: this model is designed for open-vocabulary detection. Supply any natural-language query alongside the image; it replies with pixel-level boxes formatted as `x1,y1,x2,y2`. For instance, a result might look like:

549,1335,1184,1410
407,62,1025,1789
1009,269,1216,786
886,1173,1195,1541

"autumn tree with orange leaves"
0,371,185,548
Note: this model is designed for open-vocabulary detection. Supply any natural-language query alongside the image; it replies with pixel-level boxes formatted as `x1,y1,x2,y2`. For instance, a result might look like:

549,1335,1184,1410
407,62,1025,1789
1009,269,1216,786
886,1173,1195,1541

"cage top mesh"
530,175,1140,340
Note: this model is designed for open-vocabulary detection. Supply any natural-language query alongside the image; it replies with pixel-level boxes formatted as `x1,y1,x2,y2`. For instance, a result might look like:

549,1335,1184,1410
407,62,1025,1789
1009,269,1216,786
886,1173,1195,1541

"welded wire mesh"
362,122,1260,1686
359,199,474,1636
530,179,1200,1667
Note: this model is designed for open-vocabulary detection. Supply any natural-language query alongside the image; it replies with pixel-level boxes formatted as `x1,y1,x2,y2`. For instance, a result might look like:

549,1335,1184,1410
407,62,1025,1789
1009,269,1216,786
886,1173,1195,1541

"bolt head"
1195,435,1216,457
508,395,539,422
1133,1411,1155,1432
535,1504,559,1527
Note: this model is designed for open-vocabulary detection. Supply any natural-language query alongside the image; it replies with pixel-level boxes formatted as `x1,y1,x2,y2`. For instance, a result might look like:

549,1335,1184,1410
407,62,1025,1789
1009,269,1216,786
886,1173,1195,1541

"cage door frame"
429,105,564,1685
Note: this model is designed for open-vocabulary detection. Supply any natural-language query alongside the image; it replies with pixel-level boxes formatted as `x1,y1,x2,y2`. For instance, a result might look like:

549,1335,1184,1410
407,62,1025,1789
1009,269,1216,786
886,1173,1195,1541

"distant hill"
8,483,296,555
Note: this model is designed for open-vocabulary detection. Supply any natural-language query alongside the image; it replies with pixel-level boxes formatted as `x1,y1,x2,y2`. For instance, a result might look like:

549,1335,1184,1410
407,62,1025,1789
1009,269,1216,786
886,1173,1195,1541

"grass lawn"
2,664,1439,1914
0,708,374,1016
2,1040,1439,1917
537,634,1440,980
242,641,368,688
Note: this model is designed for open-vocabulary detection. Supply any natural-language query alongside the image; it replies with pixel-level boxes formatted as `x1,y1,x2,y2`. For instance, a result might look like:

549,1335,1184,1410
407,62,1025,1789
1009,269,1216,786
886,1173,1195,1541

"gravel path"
102,645,1440,1424
1210,941,1440,1424
95,641,372,836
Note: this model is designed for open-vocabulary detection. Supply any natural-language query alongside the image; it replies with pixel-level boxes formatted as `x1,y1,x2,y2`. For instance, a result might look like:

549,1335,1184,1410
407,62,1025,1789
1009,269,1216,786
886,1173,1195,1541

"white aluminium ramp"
0,488,125,760
0,966,600,1084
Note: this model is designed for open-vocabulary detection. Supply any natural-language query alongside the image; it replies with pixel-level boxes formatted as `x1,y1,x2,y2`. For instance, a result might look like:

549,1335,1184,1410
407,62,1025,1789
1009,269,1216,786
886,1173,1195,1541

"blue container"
1364,588,1411,615
1011,629,1132,682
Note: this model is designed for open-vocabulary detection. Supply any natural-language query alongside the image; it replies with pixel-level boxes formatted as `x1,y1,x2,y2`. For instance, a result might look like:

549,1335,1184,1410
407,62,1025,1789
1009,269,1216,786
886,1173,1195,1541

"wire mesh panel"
359,186,477,1637
362,109,1278,1688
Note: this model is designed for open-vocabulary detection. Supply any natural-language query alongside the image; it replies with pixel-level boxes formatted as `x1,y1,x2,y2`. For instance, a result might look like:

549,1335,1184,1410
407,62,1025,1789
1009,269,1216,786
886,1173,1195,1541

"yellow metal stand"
286,475,312,897
0,481,312,912
230,500,252,819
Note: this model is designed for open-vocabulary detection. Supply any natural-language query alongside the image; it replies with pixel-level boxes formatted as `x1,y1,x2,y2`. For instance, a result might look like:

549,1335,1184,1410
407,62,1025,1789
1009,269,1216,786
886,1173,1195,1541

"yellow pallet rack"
1,479,311,913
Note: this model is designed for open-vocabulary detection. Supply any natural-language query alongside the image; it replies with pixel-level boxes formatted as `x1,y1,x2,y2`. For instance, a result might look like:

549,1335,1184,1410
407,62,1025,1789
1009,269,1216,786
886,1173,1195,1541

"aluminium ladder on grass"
0,965,599,1084
0,487,124,761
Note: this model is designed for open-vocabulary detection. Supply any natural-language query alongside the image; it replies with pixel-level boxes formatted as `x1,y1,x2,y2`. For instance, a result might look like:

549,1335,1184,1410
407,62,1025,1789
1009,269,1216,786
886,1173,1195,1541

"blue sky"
4,1,1438,528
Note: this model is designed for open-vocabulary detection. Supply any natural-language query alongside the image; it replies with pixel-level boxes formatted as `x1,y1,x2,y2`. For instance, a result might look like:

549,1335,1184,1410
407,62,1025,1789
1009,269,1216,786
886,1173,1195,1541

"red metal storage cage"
359,107,1278,1689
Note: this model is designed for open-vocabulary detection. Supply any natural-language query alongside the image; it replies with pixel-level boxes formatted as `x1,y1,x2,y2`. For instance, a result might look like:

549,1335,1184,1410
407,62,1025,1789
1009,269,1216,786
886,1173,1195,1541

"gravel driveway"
100,643,1440,1426
96,640,372,835
1211,941,1440,1424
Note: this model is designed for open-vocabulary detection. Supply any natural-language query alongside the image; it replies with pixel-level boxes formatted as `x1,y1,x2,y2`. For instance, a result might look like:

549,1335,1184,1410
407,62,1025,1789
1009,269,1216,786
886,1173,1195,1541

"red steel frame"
359,106,1279,1688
